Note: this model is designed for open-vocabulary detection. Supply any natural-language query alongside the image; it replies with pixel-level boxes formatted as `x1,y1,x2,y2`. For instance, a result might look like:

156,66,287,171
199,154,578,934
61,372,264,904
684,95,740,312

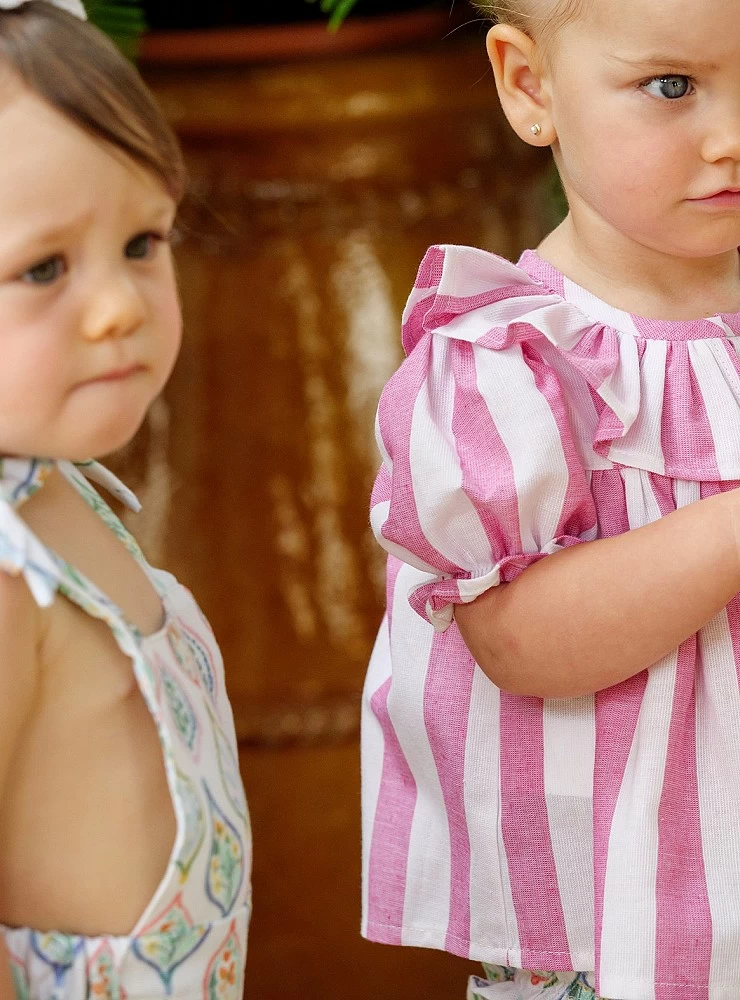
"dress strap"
0,457,59,605
0,456,143,608
0,503,61,607
72,461,142,513
0,456,55,510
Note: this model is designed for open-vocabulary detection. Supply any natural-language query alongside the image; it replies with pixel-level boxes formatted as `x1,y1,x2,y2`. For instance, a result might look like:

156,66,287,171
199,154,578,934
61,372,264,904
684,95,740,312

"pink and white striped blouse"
362,244,740,1000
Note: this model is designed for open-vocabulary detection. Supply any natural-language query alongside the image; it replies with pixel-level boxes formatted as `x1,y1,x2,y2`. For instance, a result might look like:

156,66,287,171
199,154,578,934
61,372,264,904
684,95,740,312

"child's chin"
67,417,150,463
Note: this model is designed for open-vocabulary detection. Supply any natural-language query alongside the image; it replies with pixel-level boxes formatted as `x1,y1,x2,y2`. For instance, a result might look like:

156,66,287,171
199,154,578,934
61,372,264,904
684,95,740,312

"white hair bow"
0,0,87,18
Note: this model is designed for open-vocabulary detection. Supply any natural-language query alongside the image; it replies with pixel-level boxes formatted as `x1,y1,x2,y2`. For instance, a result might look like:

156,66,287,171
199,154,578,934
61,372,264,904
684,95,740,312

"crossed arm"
456,487,740,698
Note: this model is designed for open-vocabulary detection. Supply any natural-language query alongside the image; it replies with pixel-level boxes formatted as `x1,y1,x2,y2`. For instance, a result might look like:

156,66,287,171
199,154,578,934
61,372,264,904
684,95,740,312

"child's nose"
701,113,740,165
80,271,147,342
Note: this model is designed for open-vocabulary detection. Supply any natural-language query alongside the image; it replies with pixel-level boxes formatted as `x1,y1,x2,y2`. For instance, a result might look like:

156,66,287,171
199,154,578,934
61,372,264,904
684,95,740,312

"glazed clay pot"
142,0,438,31
108,24,552,998
121,26,552,747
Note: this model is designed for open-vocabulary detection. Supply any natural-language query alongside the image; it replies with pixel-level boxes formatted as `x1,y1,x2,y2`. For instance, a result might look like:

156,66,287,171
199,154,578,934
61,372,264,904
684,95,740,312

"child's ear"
486,24,555,146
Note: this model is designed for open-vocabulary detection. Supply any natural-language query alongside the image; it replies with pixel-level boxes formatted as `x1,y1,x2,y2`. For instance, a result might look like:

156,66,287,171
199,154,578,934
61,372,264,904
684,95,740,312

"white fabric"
0,0,87,19
0,459,251,999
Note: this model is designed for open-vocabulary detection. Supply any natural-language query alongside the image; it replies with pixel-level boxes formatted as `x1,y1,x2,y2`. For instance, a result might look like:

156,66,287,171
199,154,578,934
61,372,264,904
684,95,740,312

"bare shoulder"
0,571,42,793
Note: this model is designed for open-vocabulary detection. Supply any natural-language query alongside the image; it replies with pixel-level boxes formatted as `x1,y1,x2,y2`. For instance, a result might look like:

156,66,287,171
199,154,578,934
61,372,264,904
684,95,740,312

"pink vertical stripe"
402,292,443,355
499,692,572,969
366,676,417,944
375,340,460,576
415,245,446,289
522,342,598,537
423,626,475,954
654,634,711,1000
450,341,523,559
559,323,623,390
661,342,721,480
591,469,649,993
366,559,417,944
400,246,445,354
449,341,597,567
572,335,646,457
593,672,649,991
650,472,676,519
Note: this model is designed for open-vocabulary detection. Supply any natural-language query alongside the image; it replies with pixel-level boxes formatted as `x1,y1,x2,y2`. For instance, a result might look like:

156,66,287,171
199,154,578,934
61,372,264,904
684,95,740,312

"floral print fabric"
0,459,251,1000
468,967,613,1000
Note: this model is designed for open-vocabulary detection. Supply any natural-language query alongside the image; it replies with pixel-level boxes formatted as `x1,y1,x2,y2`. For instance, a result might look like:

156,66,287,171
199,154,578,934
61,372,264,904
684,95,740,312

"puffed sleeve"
370,246,599,632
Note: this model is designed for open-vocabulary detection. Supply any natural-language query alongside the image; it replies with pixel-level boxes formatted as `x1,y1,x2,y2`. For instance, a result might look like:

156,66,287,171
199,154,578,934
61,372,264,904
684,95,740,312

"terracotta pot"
140,6,470,64
116,16,553,749
143,0,439,32
107,22,553,998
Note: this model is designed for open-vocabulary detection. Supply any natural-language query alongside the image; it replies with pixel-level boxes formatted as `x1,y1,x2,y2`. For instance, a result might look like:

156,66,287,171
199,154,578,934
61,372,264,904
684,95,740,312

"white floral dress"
0,457,251,1000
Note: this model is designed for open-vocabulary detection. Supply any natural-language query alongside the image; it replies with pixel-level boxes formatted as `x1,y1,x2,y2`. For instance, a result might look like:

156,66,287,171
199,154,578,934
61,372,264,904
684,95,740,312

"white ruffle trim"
405,245,740,480
0,0,86,19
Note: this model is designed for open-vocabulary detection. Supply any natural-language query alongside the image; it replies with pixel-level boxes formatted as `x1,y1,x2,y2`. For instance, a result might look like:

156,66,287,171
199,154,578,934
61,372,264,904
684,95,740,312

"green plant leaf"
85,0,147,59
305,0,361,30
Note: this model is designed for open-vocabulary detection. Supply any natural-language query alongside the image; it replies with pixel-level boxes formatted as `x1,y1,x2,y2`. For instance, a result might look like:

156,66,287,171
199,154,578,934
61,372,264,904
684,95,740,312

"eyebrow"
610,54,720,72
0,215,92,255
20,201,173,243
0,200,176,262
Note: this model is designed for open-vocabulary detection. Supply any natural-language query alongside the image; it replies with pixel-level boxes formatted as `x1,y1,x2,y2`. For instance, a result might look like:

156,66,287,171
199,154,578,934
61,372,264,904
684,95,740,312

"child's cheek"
155,271,184,364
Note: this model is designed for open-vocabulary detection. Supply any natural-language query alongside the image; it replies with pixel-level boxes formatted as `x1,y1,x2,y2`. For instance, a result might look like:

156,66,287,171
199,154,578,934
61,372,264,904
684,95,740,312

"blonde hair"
471,0,585,46
0,1,186,202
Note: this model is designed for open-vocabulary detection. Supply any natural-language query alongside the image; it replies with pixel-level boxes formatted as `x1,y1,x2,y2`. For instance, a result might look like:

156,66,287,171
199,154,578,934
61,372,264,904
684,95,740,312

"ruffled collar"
403,244,740,480
519,249,740,342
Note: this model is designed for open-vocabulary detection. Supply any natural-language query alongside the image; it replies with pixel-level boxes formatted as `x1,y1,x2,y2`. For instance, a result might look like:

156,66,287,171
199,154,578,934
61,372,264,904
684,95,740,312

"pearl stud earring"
530,123,542,136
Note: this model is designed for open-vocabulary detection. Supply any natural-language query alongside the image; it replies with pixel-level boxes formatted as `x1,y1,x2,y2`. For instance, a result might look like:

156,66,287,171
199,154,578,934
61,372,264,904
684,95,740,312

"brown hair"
471,0,585,45
0,1,186,202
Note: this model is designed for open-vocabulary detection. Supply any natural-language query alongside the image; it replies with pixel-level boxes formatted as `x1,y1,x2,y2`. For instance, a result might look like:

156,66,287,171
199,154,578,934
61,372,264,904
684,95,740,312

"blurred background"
104,1,556,996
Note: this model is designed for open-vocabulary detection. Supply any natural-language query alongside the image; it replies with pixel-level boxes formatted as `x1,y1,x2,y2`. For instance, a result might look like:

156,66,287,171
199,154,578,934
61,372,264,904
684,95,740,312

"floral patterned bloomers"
0,457,251,1000
467,967,613,1000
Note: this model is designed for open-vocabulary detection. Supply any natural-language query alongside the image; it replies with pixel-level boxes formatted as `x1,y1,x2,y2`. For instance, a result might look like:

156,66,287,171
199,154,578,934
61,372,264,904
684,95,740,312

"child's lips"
689,189,740,207
79,364,146,386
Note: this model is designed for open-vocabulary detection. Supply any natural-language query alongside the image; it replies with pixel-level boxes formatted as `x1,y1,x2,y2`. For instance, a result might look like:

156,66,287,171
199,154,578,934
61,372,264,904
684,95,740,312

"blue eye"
126,232,162,260
643,75,693,100
22,255,66,286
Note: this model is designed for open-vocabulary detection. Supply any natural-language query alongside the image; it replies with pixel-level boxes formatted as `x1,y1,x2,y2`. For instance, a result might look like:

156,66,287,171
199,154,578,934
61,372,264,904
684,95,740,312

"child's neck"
538,214,740,320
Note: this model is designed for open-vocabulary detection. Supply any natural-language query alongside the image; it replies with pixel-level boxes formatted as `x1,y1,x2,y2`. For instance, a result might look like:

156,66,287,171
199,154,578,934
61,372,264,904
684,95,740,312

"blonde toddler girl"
362,0,740,997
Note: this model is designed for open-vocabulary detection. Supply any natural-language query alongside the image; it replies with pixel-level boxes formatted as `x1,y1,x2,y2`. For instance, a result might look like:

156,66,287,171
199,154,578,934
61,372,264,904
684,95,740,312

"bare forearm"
456,488,740,698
